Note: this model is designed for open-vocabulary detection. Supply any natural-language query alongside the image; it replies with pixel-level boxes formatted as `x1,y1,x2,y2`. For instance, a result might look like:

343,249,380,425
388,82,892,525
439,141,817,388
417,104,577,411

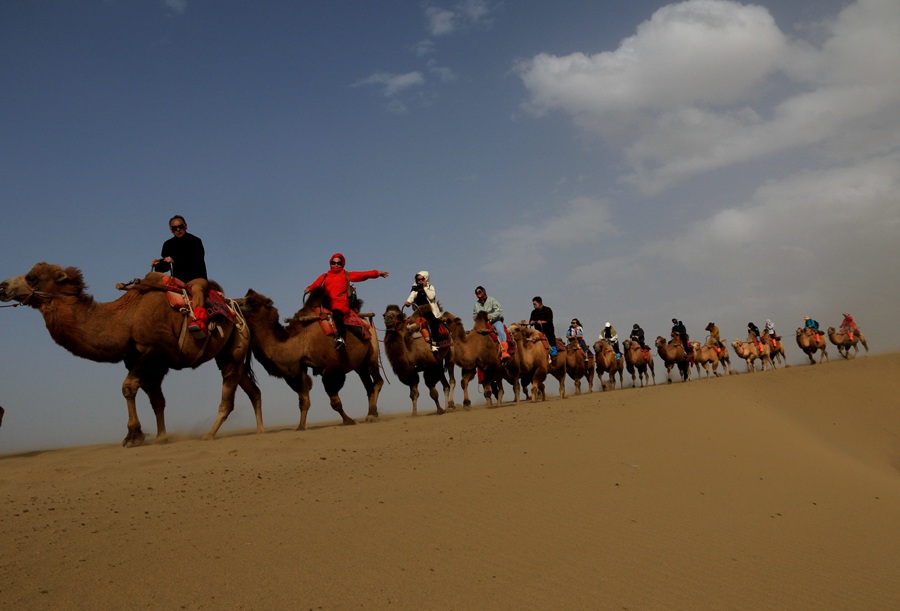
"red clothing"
306,268,380,313
841,314,858,330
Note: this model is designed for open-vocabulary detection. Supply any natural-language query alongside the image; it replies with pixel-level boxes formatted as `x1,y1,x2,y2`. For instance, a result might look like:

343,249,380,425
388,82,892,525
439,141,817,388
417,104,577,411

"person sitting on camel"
404,270,441,352
304,253,389,349
705,322,725,353
152,215,209,339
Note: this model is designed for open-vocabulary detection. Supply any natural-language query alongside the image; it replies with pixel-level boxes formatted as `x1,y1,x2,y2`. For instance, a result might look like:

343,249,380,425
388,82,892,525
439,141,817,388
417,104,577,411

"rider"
630,323,648,351
152,215,209,339
705,322,724,353
529,296,558,359
804,315,822,341
840,312,859,339
404,271,441,351
764,318,779,346
567,318,590,354
747,321,762,342
600,322,621,360
474,286,509,360
671,318,690,353
305,253,389,349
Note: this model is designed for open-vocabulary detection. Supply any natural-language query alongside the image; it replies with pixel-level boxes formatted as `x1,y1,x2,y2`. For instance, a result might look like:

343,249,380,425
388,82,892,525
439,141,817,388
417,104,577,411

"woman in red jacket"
304,253,389,348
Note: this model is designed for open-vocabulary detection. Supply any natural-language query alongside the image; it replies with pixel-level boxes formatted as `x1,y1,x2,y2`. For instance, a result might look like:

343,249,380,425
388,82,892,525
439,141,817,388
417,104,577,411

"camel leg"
354,364,382,423
286,372,313,430
666,363,674,384
121,371,146,447
422,369,446,415
460,369,475,408
409,383,420,416
140,373,168,445
445,363,457,410
322,372,356,425
204,349,261,440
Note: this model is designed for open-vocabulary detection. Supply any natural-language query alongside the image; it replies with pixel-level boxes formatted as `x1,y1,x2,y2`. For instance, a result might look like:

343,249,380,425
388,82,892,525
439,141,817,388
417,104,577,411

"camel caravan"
0,261,870,447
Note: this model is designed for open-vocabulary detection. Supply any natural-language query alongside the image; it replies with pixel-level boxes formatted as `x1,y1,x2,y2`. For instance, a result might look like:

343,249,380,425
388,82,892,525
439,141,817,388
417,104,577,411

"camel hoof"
364,415,378,423
122,432,145,448
342,419,358,426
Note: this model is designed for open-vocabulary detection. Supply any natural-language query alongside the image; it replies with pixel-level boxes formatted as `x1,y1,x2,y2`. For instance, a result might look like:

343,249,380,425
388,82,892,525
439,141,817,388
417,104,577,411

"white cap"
604,322,611,327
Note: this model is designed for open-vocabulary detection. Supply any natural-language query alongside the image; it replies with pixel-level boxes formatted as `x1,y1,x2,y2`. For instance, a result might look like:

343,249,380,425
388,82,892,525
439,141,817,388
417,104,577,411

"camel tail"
244,348,259,386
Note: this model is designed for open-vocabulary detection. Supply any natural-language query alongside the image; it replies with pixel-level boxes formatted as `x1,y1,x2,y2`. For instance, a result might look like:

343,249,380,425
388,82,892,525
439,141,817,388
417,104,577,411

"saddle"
485,324,516,356
412,317,452,348
313,307,372,341
560,338,586,358
118,272,236,324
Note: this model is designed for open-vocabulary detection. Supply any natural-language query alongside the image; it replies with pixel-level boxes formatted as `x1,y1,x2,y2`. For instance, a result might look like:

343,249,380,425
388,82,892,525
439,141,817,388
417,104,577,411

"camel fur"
827,326,869,359
238,287,383,430
0,262,262,447
731,338,773,373
795,327,829,364
623,339,656,387
506,322,550,402
565,338,593,395
690,339,732,378
655,335,691,383
592,340,624,391
382,304,453,416
441,311,505,408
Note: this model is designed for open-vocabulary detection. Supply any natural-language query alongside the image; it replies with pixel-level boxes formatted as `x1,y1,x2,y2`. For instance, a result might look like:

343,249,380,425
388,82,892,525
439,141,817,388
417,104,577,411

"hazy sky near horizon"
2,0,898,453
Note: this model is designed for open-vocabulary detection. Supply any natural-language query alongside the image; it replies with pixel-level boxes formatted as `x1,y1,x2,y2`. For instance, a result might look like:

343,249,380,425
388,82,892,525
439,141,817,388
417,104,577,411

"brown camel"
0,262,263,447
547,341,568,399
622,339,656,387
690,339,731,378
827,326,869,359
565,338,592,395
761,332,788,368
382,305,453,415
655,335,690,383
795,327,829,364
238,287,383,430
441,311,505,408
593,340,624,391
731,338,772,373
507,323,550,402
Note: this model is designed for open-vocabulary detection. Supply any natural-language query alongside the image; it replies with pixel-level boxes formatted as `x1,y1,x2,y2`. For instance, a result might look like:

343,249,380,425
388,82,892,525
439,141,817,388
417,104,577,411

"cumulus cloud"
354,71,425,98
516,0,900,193
425,0,496,36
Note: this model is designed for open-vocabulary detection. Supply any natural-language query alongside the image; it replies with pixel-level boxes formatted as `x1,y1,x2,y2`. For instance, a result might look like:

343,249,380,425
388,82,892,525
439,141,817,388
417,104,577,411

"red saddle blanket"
485,325,516,355
313,308,372,341
166,289,236,323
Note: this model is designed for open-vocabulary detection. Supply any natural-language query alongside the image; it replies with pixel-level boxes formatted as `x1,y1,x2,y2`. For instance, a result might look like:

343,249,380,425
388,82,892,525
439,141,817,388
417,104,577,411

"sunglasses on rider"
170,223,186,232
330,260,343,266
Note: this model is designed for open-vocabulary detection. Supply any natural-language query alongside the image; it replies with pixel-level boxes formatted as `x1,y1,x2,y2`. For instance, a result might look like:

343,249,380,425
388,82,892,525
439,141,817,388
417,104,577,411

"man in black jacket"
152,215,209,339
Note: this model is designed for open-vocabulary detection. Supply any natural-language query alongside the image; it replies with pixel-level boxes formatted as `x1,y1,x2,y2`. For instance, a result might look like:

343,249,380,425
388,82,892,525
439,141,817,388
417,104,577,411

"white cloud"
354,71,425,98
426,7,457,36
425,1,496,36
516,0,900,193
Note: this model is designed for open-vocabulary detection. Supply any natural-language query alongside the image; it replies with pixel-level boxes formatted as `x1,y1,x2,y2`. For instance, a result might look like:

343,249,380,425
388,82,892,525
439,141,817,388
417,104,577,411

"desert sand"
2,353,899,610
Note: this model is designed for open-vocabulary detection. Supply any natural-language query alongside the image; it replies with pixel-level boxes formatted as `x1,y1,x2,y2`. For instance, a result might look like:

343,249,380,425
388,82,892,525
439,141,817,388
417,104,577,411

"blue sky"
2,0,897,453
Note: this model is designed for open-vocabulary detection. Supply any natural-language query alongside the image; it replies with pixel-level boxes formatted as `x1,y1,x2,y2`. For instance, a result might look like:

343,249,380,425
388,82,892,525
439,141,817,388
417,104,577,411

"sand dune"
1,353,898,609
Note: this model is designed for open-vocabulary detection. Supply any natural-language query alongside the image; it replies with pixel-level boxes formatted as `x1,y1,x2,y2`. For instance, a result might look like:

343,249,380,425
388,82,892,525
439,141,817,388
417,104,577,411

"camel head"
472,310,490,329
655,336,666,347
0,262,89,307
240,289,279,322
827,326,836,335
382,304,406,330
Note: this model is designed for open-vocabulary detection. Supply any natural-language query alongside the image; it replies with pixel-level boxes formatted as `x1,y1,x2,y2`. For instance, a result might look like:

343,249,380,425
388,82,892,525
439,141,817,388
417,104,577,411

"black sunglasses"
170,223,186,232
330,260,343,266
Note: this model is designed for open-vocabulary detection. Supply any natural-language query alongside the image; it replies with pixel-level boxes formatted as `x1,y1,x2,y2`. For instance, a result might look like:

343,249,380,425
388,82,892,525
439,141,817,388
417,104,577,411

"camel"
441,311,505,408
564,338,592,395
0,262,262,447
506,322,550,402
690,339,731,378
731,338,772,373
795,327,829,365
547,342,568,399
655,335,690,383
593,340,624,391
622,339,656,387
827,326,869,359
382,305,454,416
761,332,788,368
238,288,382,430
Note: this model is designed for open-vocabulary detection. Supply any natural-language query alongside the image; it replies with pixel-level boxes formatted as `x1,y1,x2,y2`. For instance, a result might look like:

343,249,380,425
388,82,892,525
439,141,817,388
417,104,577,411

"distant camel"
441,311,505,408
507,322,550,402
238,288,382,430
761,332,788,368
655,335,690,383
623,339,655,387
795,327,828,365
827,326,869,359
565,338,592,395
731,338,772,373
0,262,262,446
382,304,453,416
690,339,731,378
593,340,624,391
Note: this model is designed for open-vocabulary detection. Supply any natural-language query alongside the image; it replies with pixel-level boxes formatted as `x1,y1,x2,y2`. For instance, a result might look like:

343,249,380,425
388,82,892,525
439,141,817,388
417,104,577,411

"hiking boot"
334,336,346,349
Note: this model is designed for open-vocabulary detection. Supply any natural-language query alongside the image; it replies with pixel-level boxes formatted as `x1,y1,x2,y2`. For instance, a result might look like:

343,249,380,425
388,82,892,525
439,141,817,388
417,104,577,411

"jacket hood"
417,270,430,284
